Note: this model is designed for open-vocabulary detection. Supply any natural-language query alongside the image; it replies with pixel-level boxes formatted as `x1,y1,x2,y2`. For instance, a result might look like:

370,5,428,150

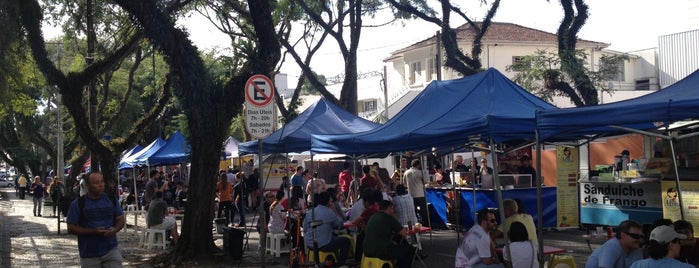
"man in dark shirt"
364,200,416,268
517,155,538,187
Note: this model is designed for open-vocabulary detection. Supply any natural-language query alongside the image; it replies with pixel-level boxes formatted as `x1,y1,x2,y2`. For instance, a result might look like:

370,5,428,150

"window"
601,59,625,81
427,58,437,82
409,61,422,85
363,99,377,112
635,79,650,90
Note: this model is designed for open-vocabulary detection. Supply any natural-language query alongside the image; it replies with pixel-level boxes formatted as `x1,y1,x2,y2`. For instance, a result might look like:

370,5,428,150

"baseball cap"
650,225,687,243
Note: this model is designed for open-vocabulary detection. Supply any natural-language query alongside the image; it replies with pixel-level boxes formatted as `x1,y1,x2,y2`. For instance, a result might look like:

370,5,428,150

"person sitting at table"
325,187,345,219
146,191,179,245
303,192,350,267
392,184,417,227
364,200,417,268
630,225,693,268
673,220,699,266
503,222,539,268
585,220,644,268
492,199,537,245
434,164,451,185
455,208,504,268
268,190,287,234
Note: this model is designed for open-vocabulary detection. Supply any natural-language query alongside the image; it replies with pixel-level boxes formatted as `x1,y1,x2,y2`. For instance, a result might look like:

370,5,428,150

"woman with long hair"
268,190,287,234
216,173,233,224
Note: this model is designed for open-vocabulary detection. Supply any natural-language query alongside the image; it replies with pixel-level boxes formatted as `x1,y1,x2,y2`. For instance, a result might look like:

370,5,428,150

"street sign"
245,74,276,139
245,74,275,107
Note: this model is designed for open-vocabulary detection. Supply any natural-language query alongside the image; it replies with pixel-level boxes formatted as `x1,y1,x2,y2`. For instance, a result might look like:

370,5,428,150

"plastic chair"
361,253,394,268
306,249,337,266
141,228,167,250
266,233,290,257
548,254,576,268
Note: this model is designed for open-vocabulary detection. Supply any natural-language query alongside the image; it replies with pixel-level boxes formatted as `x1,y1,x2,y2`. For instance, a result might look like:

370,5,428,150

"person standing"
338,162,353,200
18,174,27,199
364,200,416,268
49,176,66,217
67,172,125,267
247,168,260,210
630,225,693,268
144,170,160,209
232,172,247,227
403,159,428,226
516,155,537,187
455,209,504,268
146,191,179,245
585,220,644,268
30,176,47,217
216,173,234,225
290,166,305,190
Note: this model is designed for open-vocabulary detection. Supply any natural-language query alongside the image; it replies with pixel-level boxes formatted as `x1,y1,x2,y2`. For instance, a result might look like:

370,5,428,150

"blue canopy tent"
121,145,144,160
147,131,190,166
311,68,558,245
537,69,699,141
118,138,166,170
238,98,381,154
311,68,556,154
536,69,699,220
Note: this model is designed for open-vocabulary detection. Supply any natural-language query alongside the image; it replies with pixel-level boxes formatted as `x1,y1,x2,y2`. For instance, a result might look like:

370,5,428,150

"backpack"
77,194,118,224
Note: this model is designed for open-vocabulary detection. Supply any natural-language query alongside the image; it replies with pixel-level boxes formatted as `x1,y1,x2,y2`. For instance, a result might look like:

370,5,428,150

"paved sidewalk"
0,188,596,267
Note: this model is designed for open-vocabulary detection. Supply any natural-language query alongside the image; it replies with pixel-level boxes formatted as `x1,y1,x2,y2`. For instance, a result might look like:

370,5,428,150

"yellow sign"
556,146,579,227
661,181,699,234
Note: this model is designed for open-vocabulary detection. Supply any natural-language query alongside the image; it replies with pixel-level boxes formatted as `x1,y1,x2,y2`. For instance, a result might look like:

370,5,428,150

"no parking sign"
245,74,275,139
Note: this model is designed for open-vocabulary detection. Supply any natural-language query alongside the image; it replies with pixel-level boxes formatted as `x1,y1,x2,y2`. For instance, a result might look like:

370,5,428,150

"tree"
386,0,500,76
507,49,628,106
112,0,281,262
8,0,173,195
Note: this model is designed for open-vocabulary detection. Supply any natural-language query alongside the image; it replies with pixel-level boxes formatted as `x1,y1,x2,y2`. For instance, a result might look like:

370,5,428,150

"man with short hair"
147,191,179,245
674,219,699,266
364,200,416,268
360,165,380,190
338,162,353,200
585,220,645,268
493,199,538,244
291,166,305,190
303,192,350,267
516,155,537,187
67,172,125,267
404,159,428,226
455,209,503,268
144,170,160,208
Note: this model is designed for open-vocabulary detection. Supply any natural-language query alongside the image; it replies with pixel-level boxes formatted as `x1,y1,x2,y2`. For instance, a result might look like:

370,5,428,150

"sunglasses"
624,232,645,240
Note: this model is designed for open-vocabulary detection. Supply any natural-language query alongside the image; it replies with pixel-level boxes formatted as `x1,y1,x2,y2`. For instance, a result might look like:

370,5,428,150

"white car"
0,177,14,188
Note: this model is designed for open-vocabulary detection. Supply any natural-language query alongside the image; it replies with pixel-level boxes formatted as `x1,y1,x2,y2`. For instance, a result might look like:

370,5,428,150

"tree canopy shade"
238,98,380,154
536,69,699,141
311,68,556,154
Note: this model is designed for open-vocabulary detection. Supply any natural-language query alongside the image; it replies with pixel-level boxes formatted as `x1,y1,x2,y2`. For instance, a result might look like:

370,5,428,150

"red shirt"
359,203,379,225
360,174,378,189
339,170,353,192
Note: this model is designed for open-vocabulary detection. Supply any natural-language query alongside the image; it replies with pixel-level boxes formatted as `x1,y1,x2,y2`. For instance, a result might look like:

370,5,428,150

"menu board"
662,180,699,234
556,146,579,227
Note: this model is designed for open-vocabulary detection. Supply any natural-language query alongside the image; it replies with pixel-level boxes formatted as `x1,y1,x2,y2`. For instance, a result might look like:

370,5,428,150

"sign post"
245,74,275,267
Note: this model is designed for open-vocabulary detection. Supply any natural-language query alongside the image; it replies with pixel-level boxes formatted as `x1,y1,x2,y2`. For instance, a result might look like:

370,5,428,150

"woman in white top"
268,190,287,234
503,222,539,268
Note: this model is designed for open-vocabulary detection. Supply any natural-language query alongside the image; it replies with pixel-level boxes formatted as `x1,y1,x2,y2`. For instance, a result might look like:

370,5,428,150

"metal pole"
535,130,544,268
668,137,686,220
258,141,267,267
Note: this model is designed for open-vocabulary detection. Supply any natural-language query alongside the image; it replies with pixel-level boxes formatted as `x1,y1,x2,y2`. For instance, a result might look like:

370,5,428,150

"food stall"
426,174,557,228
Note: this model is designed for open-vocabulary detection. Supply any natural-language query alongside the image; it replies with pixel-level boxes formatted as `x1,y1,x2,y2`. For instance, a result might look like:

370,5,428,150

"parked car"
0,177,14,188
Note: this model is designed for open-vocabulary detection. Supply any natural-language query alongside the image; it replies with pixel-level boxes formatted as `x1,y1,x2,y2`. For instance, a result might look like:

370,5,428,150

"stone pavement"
0,187,597,267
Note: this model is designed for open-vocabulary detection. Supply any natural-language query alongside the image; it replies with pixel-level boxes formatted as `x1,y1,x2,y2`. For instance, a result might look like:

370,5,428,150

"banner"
556,146,579,227
580,181,662,225
662,180,699,234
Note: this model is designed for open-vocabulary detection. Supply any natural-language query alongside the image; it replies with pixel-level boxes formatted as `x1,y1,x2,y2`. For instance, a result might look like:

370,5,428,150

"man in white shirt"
455,209,504,268
403,159,428,226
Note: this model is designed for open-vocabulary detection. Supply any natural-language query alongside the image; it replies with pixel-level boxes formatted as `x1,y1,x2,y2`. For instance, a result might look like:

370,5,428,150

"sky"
44,0,694,79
